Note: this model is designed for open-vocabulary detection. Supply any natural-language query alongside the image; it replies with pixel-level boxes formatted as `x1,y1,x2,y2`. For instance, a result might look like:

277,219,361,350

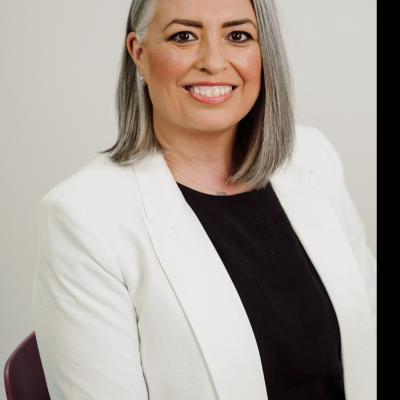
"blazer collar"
132,150,376,400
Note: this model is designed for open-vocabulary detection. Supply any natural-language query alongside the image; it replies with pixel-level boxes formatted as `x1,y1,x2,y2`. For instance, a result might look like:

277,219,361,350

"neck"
154,122,238,186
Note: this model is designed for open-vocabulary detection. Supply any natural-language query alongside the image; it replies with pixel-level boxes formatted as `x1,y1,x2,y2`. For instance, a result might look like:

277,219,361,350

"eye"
228,31,253,43
168,31,197,43
168,30,254,44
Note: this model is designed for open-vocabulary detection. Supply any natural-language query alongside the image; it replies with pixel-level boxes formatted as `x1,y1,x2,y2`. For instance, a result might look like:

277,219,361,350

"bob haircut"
100,0,295,190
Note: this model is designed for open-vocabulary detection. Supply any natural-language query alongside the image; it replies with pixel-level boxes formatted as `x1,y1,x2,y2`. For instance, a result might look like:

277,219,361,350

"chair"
4,332,51,400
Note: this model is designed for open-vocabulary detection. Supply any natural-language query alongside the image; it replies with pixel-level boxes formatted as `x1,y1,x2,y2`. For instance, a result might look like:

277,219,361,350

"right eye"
168,31,197,43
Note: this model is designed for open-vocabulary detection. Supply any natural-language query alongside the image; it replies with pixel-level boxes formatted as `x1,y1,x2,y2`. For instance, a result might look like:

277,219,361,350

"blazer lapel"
132,150,376,400
270,165,376,400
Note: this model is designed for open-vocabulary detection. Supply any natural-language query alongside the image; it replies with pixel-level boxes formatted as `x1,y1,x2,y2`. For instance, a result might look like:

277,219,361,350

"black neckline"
176,181,263,199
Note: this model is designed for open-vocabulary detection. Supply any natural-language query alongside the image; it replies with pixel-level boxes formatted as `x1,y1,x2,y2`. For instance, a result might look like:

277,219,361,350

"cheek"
235,48,263,84
147,49,188,84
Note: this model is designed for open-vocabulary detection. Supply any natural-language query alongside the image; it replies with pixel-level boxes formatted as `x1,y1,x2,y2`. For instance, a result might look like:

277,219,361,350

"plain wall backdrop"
0,1,376,398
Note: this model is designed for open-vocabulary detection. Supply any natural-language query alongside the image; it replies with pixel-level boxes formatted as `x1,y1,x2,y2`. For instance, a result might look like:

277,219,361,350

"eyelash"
168,31,253,44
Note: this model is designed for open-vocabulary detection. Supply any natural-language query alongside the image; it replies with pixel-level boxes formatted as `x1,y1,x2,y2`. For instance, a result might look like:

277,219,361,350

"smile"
182,85,238,105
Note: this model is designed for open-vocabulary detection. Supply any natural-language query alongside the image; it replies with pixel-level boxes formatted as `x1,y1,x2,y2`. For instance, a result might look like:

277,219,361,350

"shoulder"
39,153,144,223
291,124,345,195
293,125,344,176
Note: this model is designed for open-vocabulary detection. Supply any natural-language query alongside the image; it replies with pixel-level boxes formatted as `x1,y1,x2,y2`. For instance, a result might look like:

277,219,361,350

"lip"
182,85,237,105
183,81,238,87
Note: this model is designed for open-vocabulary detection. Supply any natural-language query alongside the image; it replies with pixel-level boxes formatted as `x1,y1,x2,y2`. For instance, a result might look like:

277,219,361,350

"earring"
139,75,147,87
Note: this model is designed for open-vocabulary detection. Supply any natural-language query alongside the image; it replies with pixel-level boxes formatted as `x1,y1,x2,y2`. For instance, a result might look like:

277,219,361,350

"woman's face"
127,0,262,136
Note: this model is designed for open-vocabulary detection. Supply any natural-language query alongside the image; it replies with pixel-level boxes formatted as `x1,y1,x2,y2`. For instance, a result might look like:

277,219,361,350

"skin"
127,0,262,194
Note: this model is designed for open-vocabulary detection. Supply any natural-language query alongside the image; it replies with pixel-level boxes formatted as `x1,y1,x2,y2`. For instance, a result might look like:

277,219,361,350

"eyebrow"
163,18,257,32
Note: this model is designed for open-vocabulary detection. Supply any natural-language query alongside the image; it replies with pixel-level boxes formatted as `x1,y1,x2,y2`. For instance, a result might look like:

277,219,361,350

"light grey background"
0,1,376,398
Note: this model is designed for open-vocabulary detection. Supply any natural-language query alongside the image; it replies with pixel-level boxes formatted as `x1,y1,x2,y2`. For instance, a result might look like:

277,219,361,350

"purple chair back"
4,332,51,400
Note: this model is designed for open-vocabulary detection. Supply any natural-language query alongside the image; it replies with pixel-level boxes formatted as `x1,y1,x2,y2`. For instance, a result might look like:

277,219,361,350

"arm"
32,195,149,399
314,128,377,321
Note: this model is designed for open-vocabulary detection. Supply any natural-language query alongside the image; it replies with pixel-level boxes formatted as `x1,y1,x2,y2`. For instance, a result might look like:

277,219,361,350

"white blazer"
32,125,376,400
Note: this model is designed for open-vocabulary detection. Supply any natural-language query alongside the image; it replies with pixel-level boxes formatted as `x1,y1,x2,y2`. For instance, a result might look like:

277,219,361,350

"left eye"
228,31,253,42
169,31,253,43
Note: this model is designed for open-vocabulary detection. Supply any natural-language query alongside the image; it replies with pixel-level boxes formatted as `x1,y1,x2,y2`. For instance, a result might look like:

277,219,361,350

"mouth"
182,85,238,95
181,85,238,105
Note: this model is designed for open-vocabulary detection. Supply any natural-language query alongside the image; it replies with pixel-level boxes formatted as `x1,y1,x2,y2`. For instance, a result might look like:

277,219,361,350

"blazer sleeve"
315,129,377,322
31,194,149,400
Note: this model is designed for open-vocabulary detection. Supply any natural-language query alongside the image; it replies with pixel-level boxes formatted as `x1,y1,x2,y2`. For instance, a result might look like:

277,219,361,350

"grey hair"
100,0,295,190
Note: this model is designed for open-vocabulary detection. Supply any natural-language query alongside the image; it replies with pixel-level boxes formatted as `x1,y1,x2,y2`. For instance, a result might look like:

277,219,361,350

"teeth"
188,86,233,97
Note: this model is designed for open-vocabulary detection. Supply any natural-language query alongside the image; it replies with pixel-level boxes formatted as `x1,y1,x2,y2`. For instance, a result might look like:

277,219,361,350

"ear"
126,32,147,79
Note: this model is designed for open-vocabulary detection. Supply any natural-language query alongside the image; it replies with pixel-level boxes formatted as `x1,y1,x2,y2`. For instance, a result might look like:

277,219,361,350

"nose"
194,36,229,74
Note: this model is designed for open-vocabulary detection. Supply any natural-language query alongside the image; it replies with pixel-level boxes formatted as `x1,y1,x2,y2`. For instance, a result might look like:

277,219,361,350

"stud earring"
139,75,147,87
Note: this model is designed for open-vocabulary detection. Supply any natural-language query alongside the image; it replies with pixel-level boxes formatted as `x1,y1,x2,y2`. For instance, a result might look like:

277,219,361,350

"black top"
177,181,346,400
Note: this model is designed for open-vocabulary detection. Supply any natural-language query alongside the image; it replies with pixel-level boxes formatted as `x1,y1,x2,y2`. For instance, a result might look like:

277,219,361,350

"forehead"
152,0,256,26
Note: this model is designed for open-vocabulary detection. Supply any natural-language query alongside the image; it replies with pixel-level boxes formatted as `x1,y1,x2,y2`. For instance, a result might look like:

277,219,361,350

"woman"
32,0,376,399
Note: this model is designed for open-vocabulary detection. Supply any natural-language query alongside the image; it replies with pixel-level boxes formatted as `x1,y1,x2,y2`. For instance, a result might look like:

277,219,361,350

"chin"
204,112,241,126
187,119,236,132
